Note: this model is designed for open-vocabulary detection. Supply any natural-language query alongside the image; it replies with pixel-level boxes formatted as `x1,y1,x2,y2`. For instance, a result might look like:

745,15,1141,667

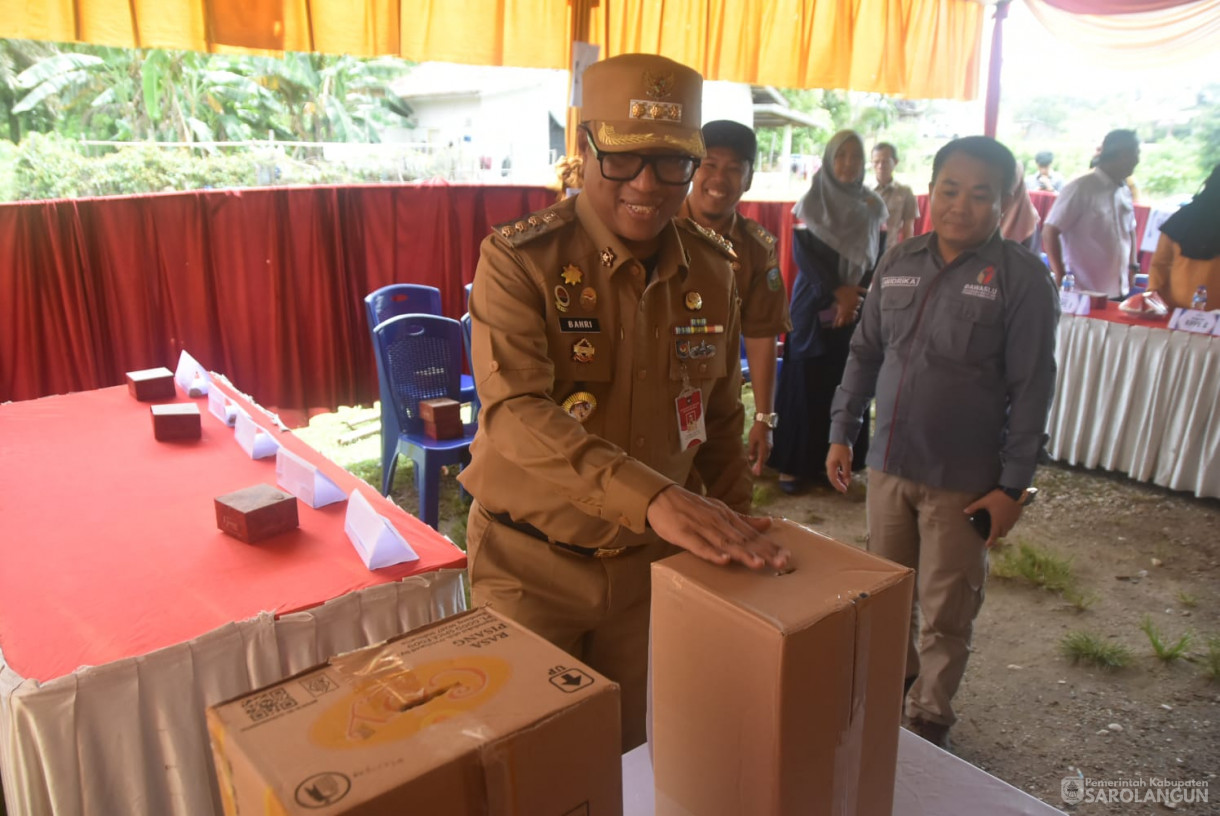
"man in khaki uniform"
680,120,791,474
459,54,789,750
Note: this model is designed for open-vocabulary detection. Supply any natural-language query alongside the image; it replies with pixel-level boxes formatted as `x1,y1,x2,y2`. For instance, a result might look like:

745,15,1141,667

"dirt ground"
299,409,1219,815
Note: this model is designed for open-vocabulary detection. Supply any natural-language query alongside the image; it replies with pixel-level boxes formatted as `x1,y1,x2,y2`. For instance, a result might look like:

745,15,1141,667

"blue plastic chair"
364,283,475,406
365,283,442,327
460,312,481,423
373,314,477,530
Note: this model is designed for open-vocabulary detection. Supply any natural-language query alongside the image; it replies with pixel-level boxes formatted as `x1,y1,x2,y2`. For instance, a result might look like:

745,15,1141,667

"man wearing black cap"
460,55,789,750
680,120,791,475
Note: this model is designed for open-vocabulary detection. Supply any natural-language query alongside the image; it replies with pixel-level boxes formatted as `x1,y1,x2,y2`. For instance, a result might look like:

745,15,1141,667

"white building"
391,63,568,184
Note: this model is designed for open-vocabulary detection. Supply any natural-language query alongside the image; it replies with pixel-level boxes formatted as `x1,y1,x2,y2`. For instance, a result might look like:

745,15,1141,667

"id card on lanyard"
675,368,707,449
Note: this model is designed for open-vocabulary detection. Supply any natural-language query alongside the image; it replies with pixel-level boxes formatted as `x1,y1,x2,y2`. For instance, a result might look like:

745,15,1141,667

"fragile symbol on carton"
300,675,338,698
294,772,351,808
548,667,594,693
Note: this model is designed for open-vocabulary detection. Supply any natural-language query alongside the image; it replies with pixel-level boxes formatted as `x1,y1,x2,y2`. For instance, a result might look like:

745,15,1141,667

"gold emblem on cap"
562,264,583,286
628,99,682,123
643,70,675,100
685,291,703,311
554,285,571,313
561,391,597,423
580,287,597,311
572,338,595,363
499,226,514,239
514,221,528,233
600,247,616,267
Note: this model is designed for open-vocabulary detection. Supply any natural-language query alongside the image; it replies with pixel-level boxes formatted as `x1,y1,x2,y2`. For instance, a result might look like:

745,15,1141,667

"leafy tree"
1,40,415,145
1194,85,1220,176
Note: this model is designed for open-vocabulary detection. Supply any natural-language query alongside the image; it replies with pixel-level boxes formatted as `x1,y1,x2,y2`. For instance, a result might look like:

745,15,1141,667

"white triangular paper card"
208,388,238,427
174,350,211,396
234,410,278,459
276,446,346,508
345,488,418,569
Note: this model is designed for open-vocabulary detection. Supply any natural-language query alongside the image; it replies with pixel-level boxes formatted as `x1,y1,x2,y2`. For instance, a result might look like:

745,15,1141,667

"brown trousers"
866,469,988,727
465,501,678,751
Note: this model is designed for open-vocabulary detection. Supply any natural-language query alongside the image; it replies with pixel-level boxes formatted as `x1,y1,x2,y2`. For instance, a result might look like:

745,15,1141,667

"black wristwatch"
999,486,1034,505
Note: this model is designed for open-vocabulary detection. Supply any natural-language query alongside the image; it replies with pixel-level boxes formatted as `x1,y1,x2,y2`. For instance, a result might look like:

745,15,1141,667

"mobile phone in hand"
968,508,991,541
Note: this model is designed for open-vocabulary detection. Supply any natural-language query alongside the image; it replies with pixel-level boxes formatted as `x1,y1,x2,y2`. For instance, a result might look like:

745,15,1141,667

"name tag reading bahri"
559,317,600,333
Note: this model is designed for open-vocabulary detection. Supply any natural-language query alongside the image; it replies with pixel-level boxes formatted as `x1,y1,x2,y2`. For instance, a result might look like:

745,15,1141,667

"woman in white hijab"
770,130,887,494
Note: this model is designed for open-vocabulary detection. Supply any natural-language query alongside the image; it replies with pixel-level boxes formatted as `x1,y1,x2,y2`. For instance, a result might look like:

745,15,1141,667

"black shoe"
908,717,952,751
776,476,808,495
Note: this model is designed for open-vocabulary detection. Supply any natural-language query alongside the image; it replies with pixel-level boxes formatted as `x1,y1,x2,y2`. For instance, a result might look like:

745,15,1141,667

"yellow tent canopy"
1,0,984,100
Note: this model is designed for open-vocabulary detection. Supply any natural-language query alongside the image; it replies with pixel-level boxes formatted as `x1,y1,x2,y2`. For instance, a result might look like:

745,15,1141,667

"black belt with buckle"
487,511,627,558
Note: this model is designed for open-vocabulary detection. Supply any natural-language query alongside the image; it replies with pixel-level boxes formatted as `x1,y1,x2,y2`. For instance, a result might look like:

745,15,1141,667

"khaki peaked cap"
581,53,705,158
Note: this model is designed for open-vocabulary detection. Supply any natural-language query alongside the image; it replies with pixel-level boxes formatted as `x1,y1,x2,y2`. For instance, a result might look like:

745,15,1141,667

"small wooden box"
419,398,462,424
1081,290,1109,310
127,367,176,401
423,418,464,440
214,484,299,543
151,403,202,441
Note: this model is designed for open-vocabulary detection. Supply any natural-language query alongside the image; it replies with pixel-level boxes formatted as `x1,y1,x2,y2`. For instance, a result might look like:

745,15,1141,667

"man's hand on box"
646,485,789,570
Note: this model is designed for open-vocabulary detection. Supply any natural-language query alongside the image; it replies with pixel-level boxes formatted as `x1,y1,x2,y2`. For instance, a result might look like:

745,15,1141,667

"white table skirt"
1047,315,1220,498
623,730,1066,815
0,569,467,816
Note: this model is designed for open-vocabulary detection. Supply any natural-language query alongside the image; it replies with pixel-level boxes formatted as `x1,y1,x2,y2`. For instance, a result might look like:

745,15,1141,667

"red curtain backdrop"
2,186,1150,419
0,184,552,422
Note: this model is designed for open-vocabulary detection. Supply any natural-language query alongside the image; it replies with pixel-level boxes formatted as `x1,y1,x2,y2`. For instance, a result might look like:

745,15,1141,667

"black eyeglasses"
584,130,699,185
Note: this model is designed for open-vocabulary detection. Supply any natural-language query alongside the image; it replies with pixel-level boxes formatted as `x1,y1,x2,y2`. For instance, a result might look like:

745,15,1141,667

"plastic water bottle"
1191,285,1208,310
1061,270,1076,293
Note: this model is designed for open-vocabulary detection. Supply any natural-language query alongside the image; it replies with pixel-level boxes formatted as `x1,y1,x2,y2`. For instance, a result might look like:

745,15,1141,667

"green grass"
752,480,779,509
1203,636,1220,683
991,540,1086,605
1139,615,1192,663
1060,631,1133,670
1175,590,1198,609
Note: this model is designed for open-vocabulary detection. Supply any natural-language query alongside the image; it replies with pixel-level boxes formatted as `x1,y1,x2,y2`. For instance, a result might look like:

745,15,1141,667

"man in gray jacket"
826,136,1060,749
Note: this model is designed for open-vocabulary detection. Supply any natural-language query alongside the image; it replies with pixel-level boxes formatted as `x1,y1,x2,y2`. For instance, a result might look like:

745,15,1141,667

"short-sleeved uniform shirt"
677,201,792,339
875,181,920,242
458,193,752,551
1045,167,1135,297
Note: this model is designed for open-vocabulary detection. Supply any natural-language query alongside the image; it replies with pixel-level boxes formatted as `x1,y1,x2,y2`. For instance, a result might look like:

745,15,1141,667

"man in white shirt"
1043,130,1141,297
872,142,920,254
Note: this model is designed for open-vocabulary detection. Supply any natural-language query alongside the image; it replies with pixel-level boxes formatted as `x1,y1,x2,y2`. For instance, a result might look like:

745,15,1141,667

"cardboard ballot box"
207,607,622,816
650,520,914,816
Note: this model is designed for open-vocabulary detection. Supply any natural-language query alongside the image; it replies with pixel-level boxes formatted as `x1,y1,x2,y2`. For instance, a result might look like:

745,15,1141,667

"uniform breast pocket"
880,285,916,344
667,335,728,386
930,299,1004,363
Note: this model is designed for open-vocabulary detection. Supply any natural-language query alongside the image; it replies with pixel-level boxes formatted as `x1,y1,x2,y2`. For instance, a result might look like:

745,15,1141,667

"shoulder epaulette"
679,217,737,260
744,219,777,250
492,203,570,246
